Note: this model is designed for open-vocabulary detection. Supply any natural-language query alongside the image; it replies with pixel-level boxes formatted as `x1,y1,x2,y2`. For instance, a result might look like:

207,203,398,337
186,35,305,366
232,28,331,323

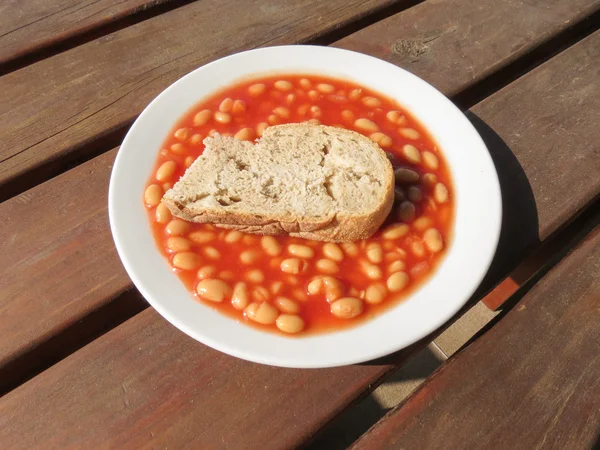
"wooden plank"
0,0,405,199
0,0,186,68
1,30,599,448
351,226,600,450
1,0,599,200
334,0,600,100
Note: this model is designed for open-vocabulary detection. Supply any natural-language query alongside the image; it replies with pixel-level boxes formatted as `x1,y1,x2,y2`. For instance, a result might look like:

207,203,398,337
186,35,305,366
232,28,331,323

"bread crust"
162,124,394,242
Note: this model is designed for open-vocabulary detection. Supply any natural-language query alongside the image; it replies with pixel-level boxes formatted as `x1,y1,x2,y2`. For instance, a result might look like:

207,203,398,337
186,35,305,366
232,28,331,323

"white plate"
109,45,501,368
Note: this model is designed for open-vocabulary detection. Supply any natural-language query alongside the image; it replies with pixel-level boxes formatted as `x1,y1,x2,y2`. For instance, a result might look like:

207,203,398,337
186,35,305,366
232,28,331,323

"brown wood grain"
1,0,599,200
0,0,404,198
0,0,182,67
351,226,600,450
0,30,599,448
334,0,600,100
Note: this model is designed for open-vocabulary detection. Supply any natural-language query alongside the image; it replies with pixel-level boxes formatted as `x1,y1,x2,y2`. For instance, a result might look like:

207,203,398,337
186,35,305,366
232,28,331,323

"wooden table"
1,1,599,448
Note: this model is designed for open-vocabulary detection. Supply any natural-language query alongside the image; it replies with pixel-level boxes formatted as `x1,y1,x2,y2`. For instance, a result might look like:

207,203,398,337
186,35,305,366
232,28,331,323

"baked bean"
232,99,246,114
288,244,314,259
276,314,304,333
388,260,406,273
167,237,191,252
271,281,284,295
366,243,383,263
155,203,172,224
286,93,296,104
316,83,335,93
308,90,319,101
246,301,278,324
172,252,200,270
362,96,381,107
330,297,363,319
234,127,255,141
316,259,339,274
291,288,307,302
189,133,202,145
204,246,221,260
256,122,268,136
370,132,392,147
387,272,409,292
224,230,243,243
214,111,231,124
174,128,190,140
170,143,186,154
424,228,444,253
275,80,293,91
156,161,176,182
144,184,162,207
196,279,232,302
193,109,212,126
184,156,194,168
219,98,233,112
402,145,421,164
261,236,282,256
382,223,409,240
411,261,430,279
231,282,249,310
299,78,311,89
365,283,387,304
208,129,217,137
349,88,362,100
275,296,300,314
341,242,359,256
248,83,266,96
323,277,344,302
422,173,438,189
398,201,416,223
220,271,235,281
252,286,271,302
323,243,343,262
354,118,379,132
268,114,280,125
413,217,433,231
188,230,215,243
281,258,308,274
395,168,420,184
307,118,320,125
434,183,449,203
307,277,323,295
422,151,439,169
162,182,173,191
394,188,405,203
386,110,403,124
310,105,321,117
240,250,261,264
399,128,420,139
165,219,190,236
297,104,310,116
273,106,290,118
246,269,265,283
407,186,423,202
361,261,382,280
411,241,426,257
341,110,354,122
197,265,216,280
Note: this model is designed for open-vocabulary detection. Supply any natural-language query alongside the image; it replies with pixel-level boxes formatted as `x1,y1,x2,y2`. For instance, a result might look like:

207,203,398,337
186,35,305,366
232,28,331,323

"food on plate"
162,124,394,242
143,74,453,335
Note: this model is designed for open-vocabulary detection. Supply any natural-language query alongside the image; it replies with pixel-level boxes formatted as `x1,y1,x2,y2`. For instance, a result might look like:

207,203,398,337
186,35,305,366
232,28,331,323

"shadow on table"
307,115,541,449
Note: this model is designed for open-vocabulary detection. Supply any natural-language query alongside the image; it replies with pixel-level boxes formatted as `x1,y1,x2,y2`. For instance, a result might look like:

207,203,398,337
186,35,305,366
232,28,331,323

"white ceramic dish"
108,45,501,368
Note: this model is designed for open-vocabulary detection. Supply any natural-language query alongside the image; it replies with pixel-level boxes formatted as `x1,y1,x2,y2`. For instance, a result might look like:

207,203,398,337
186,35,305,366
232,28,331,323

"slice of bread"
162,124,394,242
